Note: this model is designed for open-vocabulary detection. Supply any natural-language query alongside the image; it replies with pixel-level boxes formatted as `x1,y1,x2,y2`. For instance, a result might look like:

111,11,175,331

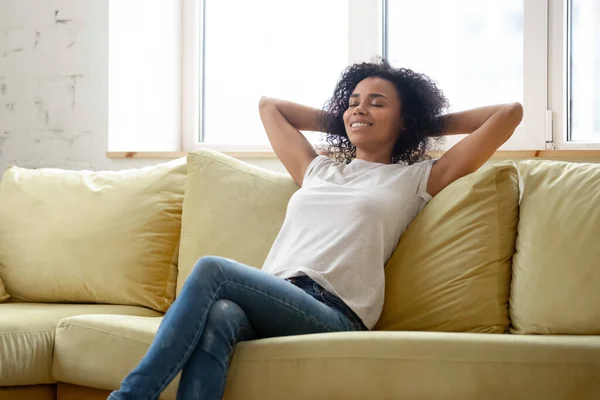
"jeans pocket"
320,291,346,311
287,277,314,293
289,277,365,331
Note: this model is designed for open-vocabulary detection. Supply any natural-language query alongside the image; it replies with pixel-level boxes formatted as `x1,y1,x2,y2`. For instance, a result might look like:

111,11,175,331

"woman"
109,59,523,400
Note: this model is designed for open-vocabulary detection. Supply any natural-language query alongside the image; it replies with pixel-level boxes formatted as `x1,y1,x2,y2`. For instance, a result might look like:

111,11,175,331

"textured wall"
0,0,166,173
0,1,101,172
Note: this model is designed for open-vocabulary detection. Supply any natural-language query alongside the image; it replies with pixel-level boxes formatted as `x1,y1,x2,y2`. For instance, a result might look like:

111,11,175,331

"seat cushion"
53,316,600,400
0,278,8,303
510,160,600,334
223,331,600,400
53,314,179,400
375,163,519,333
0,158,186,312
177,149,298,291
0,303,161,386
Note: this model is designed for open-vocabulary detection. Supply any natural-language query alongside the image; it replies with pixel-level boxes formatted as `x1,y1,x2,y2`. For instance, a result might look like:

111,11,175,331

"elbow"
258,96,268,108
259,96,276,109
499,102,523,142
507,102,524,125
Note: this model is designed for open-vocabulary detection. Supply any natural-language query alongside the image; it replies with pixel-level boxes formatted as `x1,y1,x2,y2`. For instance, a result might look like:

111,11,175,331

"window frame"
181,0,202,153
182,0,386,153
180,0,597,153
384,0,549,152
551,0,600,149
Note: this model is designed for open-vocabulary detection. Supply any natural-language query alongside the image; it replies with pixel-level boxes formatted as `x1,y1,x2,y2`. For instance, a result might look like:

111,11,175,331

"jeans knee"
201,300,254,352
189,256,225,283
208,299,247,325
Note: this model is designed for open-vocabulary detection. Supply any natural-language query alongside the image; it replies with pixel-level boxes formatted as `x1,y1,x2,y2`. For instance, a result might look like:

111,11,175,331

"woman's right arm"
258,97,323,186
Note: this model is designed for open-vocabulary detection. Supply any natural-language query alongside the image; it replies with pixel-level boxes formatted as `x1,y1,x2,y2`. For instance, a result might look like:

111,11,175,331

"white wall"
0,0,286,174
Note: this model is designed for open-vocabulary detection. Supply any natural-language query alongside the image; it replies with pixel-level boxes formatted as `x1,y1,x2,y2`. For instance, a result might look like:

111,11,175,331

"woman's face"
343,77,403,155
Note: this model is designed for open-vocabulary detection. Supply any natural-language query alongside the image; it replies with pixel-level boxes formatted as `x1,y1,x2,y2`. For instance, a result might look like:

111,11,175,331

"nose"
353,105,367,115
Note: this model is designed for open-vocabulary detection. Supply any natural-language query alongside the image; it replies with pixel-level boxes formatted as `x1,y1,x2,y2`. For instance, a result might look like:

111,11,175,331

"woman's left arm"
427,102,523,197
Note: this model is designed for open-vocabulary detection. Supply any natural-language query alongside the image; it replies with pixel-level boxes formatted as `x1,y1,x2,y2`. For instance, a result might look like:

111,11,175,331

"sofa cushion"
227,331,599,399
0,303,161,386
52,319,600,400
375,163,519,333
510,160,600,334
0,158,186,312
177,149,298,291
0,278,8,303
53,314,179,400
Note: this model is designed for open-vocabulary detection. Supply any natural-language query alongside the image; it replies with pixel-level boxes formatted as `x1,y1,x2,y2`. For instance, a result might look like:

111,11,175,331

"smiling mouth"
350,122,372,128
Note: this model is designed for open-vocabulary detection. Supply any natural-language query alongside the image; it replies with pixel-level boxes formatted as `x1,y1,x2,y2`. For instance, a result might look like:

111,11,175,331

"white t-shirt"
262,155,435,329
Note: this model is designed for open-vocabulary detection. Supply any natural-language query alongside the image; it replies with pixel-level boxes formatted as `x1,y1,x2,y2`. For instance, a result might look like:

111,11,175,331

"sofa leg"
57,383,112,400
0,384,56,400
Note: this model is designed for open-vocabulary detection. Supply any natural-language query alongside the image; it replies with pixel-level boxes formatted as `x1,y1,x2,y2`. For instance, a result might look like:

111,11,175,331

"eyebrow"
350,93,388,99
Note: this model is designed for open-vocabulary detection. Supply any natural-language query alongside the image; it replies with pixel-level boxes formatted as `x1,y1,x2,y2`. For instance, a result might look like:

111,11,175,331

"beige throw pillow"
177,149,298,293
510,160,600,334
0,158,187,312
375,163,520,333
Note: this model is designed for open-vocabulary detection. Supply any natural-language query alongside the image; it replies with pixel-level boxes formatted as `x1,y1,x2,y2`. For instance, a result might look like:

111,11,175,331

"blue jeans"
109,256,365,400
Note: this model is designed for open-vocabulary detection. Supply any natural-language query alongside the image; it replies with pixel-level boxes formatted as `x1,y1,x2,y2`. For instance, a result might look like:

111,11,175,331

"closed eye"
349,103,383,108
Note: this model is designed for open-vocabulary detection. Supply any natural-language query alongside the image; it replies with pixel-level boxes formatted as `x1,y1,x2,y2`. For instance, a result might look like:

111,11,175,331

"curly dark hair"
319,58,448,165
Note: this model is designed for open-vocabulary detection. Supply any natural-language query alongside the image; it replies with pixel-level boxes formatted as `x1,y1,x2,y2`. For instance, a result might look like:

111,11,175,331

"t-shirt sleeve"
302,155,333,184
416,159,437,202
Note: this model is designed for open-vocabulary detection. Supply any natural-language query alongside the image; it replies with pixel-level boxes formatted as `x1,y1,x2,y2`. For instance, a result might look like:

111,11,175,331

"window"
182,0,547,152
179,0,600,153
182,0,384,151
388,0,523,112
568,0,600,142
109,0,181,152
199,0,350,148
111,0,600,154
387,0,546,150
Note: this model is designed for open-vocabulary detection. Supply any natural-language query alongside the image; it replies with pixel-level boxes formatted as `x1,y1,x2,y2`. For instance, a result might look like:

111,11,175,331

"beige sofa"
1,149,599,400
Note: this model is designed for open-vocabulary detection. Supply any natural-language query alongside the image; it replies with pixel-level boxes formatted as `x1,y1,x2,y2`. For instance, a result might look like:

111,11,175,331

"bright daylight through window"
201,0,348,146
194,0,596,149
568,0,600,142
387,0,523,113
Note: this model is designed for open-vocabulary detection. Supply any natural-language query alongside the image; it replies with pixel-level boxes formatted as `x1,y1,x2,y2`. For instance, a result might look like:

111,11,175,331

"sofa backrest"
510,160,600,334
177,149,298,294
376,162,520,333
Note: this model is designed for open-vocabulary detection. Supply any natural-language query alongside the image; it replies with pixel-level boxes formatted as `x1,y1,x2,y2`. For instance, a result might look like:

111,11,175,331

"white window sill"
106,150,276,159
106,150,600,162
